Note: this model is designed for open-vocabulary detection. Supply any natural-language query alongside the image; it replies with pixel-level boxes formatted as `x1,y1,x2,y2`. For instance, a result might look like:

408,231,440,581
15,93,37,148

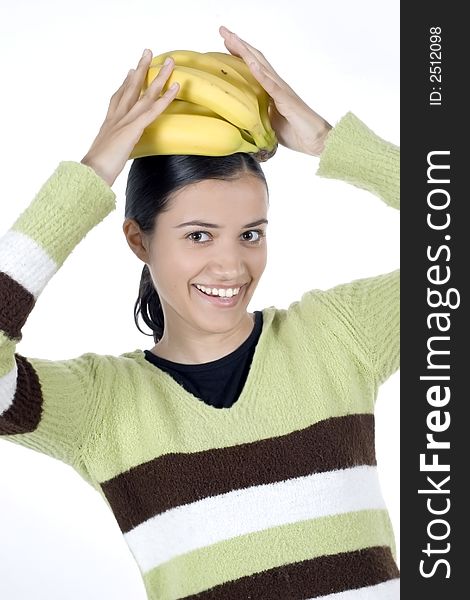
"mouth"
192,283,247,307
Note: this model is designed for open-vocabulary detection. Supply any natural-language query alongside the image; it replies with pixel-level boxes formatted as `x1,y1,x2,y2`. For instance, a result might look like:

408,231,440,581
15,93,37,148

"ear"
122,218,151,263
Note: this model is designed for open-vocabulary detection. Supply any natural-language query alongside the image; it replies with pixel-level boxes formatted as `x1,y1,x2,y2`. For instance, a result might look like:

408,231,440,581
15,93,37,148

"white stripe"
0,363,17,416
312,578,400,599
124,464,386,573
0,230,58,298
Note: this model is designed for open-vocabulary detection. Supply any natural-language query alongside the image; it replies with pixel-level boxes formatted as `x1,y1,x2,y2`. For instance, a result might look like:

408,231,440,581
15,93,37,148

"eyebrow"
174,218,268,229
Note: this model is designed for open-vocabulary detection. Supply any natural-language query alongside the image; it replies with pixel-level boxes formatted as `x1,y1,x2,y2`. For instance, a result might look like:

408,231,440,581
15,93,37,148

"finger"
222,35,292,101
135,57,177,110
219,27,297,100
118,49,156,110
246,61,287,100
135,82,180,129
106,69,134,117
144,57,176,96
219,26,276,74
120,60,178,127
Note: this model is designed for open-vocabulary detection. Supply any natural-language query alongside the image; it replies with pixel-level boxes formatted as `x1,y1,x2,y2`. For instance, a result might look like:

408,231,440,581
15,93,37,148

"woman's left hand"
219,26,332,157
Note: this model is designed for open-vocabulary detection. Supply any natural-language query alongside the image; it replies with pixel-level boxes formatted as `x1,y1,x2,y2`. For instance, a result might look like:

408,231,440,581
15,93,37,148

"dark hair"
124,153,268,344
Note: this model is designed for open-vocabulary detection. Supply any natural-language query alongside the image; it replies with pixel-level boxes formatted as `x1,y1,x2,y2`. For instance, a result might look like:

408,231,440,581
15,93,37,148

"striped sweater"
0,111,400,599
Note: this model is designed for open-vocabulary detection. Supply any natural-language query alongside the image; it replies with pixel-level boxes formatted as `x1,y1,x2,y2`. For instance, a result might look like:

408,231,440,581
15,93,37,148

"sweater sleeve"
299,112,399,390
0,161,116,468
316,111,399,209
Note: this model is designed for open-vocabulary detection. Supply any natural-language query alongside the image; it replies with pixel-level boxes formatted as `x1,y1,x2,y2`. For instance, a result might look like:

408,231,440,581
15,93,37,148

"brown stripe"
101,413,376,533
0,354,43,435
182,545,399,600
0,271,36,340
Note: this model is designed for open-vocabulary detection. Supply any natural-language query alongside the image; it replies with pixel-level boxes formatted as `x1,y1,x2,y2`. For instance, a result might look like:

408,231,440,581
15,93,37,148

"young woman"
0,25,399,600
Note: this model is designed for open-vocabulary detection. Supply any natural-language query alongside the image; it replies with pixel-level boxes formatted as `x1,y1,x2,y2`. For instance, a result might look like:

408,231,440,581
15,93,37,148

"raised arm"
0,47,181,470
219,27,399,391
0,162,116,468
312,112,399,390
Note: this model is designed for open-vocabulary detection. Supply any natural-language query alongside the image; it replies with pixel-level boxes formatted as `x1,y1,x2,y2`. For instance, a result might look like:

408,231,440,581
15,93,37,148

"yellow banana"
129,113,258,159
205,52,276,147
205,52,264,93
150,50,259,110
161,99,220,118
143,63,271,150
162,99,256,135
152,50,275,149
162,99,259,150
239,129,256,146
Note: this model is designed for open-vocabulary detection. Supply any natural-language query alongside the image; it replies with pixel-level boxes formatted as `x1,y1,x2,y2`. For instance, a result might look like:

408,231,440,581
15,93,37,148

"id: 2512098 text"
429,26,442,107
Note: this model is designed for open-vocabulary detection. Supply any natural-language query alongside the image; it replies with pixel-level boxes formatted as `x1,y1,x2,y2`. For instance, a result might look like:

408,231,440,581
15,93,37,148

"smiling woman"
122,153,269,364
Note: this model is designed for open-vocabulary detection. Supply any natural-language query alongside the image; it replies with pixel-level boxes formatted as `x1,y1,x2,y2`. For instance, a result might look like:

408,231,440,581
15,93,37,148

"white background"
0,0,400,597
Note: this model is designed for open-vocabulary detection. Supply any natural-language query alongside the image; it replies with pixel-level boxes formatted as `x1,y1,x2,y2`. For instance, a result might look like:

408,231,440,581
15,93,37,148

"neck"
150,311,255,364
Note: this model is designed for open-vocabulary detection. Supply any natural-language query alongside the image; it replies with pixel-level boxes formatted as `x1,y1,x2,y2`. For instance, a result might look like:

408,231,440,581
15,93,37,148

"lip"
193,283,247,289
192,283,247,307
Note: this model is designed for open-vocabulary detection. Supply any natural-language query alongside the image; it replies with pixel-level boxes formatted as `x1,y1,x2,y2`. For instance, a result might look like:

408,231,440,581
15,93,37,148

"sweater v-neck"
128,306,277,417
143,310,263,373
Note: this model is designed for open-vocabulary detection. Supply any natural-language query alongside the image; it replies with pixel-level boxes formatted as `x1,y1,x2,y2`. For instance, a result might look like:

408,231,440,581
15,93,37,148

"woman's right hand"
80,49,179,187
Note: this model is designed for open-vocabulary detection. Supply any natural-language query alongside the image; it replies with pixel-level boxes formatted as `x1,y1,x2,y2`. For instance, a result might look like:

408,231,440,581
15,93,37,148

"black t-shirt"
143,311,263,409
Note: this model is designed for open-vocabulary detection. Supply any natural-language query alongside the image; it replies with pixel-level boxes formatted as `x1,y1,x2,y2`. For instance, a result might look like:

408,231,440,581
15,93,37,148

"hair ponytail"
133,264,164,344
125,153,268,345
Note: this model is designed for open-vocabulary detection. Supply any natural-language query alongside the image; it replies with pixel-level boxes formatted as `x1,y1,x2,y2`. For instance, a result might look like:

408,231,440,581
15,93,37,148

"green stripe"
143,508,396,600
0,331,15,377
12,161,115,267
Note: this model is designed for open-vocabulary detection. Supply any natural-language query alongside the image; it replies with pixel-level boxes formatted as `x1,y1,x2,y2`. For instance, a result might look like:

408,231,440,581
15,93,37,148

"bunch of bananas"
129,50,278,162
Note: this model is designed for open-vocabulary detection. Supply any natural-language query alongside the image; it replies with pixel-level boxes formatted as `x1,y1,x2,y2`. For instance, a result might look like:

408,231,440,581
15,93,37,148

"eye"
185,229,266,245
242,229,266,244
186,231,211,243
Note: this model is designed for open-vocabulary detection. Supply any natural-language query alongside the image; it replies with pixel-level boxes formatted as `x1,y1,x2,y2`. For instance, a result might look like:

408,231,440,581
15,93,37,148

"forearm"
316,112,400,210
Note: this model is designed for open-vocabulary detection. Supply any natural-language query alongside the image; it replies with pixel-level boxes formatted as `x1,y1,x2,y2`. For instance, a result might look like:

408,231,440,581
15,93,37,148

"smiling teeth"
195,284,241,297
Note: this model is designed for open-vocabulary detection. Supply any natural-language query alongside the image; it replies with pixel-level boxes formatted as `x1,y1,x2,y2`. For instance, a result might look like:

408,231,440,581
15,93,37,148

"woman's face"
145,174,269,334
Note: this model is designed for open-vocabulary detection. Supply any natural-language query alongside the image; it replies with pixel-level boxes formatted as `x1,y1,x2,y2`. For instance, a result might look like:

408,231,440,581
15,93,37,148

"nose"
207,240,245,279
